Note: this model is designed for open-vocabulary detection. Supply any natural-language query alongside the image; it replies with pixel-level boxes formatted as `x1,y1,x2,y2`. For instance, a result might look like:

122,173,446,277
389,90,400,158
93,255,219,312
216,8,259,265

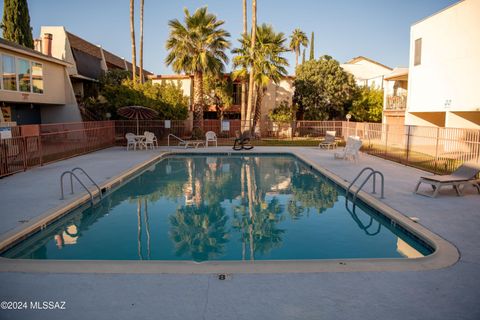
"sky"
2,0,458,75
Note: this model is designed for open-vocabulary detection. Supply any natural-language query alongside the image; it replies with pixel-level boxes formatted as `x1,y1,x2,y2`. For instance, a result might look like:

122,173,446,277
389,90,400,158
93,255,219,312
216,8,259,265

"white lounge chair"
126,133,137,151
319,131,337,149
414,162,480,198
334,136,362,161
205,131,217,147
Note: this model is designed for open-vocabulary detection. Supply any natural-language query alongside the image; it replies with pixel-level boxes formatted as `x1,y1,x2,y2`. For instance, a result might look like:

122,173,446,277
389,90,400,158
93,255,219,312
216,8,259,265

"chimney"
42,33,53,56
34,38,42,53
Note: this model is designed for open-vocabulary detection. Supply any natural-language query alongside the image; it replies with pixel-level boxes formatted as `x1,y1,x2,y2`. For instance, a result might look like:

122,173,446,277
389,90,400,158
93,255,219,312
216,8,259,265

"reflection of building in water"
270,177,291,192
396,238,422,258
54,224,78,249
206,157,218,171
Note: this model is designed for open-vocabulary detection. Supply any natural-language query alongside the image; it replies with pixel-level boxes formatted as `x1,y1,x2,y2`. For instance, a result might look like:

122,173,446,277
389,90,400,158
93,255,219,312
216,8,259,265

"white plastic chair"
126,133,137,151
205,131,217,147
334,136,362,161
144,131,158,148
144,132,158,149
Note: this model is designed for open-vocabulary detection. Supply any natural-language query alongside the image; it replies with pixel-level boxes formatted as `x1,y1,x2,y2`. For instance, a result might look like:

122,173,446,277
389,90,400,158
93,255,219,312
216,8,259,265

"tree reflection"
169,203,228,261
288,170,339,219
232,159,285,260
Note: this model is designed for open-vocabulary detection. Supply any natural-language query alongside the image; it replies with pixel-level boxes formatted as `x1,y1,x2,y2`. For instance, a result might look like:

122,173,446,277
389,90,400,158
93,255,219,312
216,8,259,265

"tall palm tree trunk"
130,0,137,82
139,0,144,83
193,71,205,134
252,86,265,133
241,0,248,130
245,0,257,133
295,47,299,69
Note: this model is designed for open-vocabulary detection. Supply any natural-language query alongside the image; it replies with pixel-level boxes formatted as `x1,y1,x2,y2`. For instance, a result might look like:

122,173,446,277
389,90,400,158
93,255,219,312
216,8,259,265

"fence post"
384,124,389,158
405,125,411,164
38,134,43,166
22,136,27,171
434,127,440,173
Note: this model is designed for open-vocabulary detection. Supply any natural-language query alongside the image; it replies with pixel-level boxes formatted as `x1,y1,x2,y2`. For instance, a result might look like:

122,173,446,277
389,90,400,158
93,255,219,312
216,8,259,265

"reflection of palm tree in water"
233,158,285,260
169,203,228,262
288,170,339,219
136,197,151,260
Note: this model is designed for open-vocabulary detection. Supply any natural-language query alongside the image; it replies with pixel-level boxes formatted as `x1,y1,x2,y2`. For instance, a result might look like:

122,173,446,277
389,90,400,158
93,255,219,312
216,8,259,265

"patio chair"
334,136,362,161
125,133,137,151
205,131,218,147
144,131,158,148
319,131,337,149
414,162,480,198
233,131,254,151
144,132,156,150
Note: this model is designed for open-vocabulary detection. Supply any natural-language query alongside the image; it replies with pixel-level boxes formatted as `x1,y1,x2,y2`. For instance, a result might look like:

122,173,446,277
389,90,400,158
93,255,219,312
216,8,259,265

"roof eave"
0,42,72,67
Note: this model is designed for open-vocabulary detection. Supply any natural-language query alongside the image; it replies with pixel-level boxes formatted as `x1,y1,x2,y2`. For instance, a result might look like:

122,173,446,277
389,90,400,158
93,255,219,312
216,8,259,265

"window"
232,83,242,105
0,54,44,94
32,62,43,93
2,54,16,90
18,58,31,92
414,38,422,66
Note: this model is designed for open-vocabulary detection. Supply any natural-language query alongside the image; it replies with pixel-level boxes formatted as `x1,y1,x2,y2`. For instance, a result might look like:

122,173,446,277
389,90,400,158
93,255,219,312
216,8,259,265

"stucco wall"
341,59,391,89
261,78,294,122
40,69,81,123
40,26,79,76
407,0,480,119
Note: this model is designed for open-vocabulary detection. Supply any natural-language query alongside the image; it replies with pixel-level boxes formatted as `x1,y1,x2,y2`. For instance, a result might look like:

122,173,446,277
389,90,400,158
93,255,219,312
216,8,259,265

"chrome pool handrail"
72,167,102,199
346,167,385,206
60,171,94,203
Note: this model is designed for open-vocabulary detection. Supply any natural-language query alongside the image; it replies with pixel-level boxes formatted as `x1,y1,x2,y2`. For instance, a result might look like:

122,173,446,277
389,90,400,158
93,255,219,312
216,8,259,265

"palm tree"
129,0,137,82
165,7,231,134
233,24,289,131
139,0,144,83
241,0,248,128
245,0,257,132
289,28,308,70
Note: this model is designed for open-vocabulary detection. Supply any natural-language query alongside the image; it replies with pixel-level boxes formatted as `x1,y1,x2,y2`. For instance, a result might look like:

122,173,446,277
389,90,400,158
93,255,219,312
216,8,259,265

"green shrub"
269,100,296,123
349,86,383,122
91,75,189,120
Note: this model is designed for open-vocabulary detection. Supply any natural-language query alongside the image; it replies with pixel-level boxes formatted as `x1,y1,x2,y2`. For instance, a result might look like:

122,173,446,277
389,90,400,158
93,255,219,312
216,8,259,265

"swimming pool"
1,154,434,262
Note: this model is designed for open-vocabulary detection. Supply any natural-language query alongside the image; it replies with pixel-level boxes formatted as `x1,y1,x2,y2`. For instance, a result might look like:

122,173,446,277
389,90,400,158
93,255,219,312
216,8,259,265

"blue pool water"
2,154,433,261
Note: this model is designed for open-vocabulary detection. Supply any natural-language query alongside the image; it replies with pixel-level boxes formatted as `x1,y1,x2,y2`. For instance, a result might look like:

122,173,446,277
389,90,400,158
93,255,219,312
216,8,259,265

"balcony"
385,95,407,111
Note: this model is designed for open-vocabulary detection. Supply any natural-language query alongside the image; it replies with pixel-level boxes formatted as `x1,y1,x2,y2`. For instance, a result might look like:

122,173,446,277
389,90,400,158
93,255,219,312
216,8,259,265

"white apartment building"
405,0,480,129
340,56,393,89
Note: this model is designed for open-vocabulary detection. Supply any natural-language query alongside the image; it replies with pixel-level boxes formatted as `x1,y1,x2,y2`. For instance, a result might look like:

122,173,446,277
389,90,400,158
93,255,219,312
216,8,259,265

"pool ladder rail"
167,133,185,147
345,167,385,206
60,167,103,204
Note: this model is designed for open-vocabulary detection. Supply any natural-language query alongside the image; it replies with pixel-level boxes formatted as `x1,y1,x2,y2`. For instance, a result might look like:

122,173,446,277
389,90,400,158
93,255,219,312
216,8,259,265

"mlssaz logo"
30,301,66,310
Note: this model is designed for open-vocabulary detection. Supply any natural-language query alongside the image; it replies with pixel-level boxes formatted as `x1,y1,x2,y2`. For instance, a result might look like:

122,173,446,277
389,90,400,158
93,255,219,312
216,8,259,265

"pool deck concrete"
1,146,479,319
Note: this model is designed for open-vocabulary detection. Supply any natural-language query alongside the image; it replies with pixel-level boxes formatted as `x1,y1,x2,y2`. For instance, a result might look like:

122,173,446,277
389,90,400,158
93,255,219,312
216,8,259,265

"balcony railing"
385,95,407,110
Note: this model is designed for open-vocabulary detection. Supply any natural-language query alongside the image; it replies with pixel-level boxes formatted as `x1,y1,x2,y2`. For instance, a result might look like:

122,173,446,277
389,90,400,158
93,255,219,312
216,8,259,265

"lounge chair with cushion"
319,131,337,149
334,136,362,161
414,162,480,198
